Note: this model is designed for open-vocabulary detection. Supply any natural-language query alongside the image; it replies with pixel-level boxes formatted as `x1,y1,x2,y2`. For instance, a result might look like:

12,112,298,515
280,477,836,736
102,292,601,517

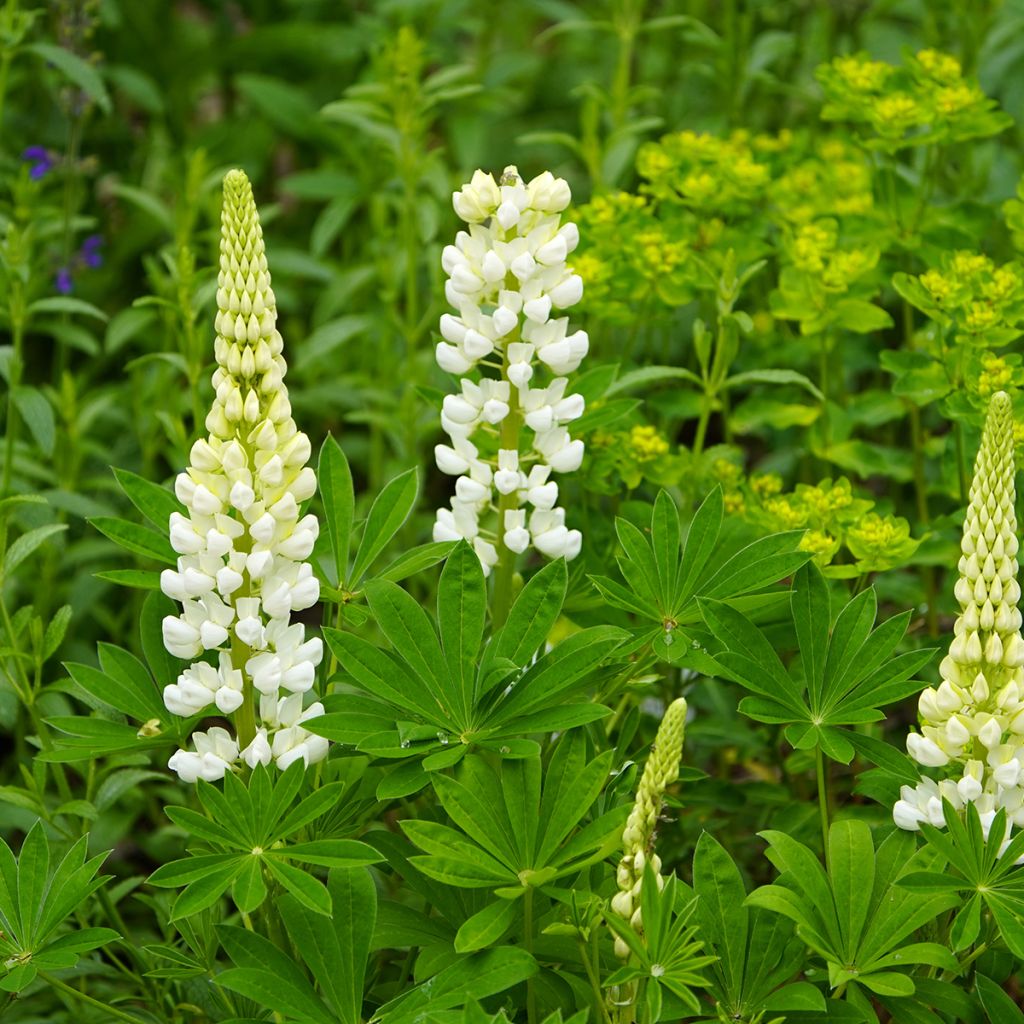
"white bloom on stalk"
896,391,1024,847
160,170,327,782
433,165,586,574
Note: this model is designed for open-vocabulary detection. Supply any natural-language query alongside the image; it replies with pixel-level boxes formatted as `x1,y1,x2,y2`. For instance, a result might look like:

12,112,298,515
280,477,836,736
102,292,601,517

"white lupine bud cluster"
612,698,688,959
162,170,328,783
433,166,587,574
895,392,1024,847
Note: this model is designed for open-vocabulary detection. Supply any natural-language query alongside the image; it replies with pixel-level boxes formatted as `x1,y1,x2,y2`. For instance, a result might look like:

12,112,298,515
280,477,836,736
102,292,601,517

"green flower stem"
815,744,830,864
490,364,522,629
2,284,24,497
40,972,148,1024
524,886,537,1024
901,298,937,635
578,934,614,1024
818,332,831,456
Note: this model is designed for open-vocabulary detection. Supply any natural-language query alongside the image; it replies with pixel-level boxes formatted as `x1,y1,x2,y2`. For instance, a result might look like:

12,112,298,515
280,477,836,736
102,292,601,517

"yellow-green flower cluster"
896,392,1024,838
771,139,874,224
818,49,1011,150
780,218,880,292
572,192,696,324
897,251,1024,347
710,464,921,574
610,698,688,959
637,130,771,215
587,423,681,491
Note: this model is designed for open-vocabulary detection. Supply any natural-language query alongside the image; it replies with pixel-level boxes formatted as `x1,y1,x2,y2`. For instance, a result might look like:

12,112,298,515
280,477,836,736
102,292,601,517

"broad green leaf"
454,898,519,953
112,467,182,531
493,557,567,667
11,387,55,456
828,819,874,959
318,434,355,583
89,516,175,564
3,524,67,577
350,468,418,584
218,924,334,1024
437,541,485,719
651,490,681,609
676,487,723,606
790,563,830,709
232,857,268,914
264,857,332,916
365,579,457,721
692,832,748,1000
373,947,537,1024
27,42,112,113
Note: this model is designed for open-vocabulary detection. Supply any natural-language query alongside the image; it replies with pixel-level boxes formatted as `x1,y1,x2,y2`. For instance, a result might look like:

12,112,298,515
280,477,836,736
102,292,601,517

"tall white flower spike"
896,391,1024,844
160,169,327,782
433,166,587,578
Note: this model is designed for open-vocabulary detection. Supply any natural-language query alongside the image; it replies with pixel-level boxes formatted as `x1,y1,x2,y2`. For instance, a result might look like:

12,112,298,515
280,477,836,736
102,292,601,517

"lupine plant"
8,3,1024,1023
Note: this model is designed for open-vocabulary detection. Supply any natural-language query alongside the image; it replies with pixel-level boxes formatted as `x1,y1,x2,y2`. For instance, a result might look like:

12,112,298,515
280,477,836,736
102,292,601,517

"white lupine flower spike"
433,166,587,608
895,391,1024,852
160,169,327,783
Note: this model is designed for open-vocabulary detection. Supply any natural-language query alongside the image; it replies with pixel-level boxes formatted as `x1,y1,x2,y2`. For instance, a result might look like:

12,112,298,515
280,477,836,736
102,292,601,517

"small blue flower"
22,146,54,180
80,234,103,269
55,267,73,294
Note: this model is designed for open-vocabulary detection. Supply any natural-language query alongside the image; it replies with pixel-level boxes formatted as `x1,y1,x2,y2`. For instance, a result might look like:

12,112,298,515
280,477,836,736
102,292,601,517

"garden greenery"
7,2,1024,1022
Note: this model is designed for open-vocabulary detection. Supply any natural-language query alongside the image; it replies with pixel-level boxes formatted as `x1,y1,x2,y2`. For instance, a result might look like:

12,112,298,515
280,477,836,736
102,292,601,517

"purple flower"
22,146,54,180
80,234,103,269
55,267,73,294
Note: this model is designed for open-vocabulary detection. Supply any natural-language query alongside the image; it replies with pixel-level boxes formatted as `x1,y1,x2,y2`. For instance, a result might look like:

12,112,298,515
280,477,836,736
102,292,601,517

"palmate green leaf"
365,579,459,722
279,868,377,1024
482,625,627,726
318,434,355,584
64,648,165,724
276,839,382,869
454,897,519,953
232,856,268,915
704,565,934,757
324,627,447,725
218,924,334,1024
975,974,1024,1022
265,856,332,915
677,486,723,603
112,467,182,531
697,530,808,606
651,489,682,609
692,832,748,1000
438,541,485,719
89,515,176,564
374,947,537,1024
791,563,830,707
492,557,567,667
614,517,660,606
349,467,418,584
829,819,874,959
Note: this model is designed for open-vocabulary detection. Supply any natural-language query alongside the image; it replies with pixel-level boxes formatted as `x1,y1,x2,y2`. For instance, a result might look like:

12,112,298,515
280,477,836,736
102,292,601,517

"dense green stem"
816,745,830,863
490,370,522,629
524,887,537,1024
40,972,147,1024
2,293,24,497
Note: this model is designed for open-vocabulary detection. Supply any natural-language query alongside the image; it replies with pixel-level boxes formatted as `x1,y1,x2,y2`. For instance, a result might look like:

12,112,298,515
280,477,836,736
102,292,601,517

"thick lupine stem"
491,378,522,627
157,170,328,783
896,391,1024,841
